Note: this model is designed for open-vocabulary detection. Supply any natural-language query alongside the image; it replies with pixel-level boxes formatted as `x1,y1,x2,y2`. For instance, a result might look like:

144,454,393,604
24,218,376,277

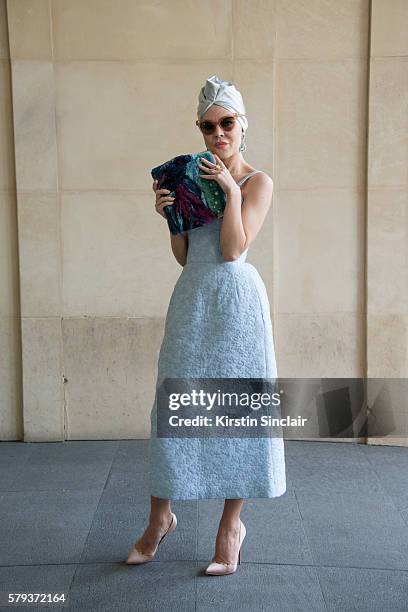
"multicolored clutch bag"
150,150,227,235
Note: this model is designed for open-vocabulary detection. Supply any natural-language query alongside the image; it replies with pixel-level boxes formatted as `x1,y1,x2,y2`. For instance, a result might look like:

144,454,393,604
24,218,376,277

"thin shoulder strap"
237,170,262,187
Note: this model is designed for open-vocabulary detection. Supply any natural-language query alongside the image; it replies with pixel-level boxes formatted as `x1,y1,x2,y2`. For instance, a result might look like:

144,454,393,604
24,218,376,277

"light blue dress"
148,170,287,500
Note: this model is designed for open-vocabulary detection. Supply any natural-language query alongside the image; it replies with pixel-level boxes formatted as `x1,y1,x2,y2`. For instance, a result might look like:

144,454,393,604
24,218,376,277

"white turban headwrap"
197,74,248,133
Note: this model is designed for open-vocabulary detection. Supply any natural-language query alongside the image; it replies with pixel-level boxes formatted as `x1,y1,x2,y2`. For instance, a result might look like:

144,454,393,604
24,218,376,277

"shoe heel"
125,511,177,565
238,549,241,565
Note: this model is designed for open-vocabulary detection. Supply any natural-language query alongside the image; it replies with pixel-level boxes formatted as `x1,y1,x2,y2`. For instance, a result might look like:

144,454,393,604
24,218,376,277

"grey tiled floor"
1,440,408,611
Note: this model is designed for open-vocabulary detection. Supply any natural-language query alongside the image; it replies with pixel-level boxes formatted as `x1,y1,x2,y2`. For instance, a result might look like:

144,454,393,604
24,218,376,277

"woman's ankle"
148,510,173,528
219,516,241,530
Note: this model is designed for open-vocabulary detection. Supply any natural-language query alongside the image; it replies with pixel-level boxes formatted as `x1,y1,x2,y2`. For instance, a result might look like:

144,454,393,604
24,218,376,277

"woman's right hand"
152,179,175,218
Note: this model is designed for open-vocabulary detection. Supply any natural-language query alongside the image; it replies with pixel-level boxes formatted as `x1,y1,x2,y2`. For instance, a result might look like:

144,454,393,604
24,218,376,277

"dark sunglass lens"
201,122,215,134
221,118,235,130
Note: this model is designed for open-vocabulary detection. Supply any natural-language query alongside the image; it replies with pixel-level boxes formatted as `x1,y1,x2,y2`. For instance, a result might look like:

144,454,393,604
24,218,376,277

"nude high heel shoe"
125,512,177,565
205,519,246,576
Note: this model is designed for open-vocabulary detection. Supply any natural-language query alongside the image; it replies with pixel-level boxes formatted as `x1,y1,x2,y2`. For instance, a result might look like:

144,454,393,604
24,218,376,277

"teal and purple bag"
150,150,227,235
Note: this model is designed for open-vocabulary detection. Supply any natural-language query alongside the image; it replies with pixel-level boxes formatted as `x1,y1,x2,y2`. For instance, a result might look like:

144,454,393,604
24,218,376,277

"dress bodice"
185,170,262,266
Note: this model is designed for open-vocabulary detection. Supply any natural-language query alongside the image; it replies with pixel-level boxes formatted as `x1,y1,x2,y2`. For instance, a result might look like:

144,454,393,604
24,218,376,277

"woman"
125,75,286,575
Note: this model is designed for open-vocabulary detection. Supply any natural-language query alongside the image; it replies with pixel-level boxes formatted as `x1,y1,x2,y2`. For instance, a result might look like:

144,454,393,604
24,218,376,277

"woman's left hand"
198,153,240,196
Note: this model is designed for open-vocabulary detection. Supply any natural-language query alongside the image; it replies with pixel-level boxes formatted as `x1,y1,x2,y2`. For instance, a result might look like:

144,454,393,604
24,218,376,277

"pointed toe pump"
125,511,177,565
205,519,246,576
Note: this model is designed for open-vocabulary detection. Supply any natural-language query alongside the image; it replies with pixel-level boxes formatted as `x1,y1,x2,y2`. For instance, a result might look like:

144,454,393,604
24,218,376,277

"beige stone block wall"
0,0,23,440
367,0,408,445
0,0,406,443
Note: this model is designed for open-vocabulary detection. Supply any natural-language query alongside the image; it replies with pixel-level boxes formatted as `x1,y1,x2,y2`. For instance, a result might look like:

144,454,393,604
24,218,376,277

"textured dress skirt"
148,171,287,500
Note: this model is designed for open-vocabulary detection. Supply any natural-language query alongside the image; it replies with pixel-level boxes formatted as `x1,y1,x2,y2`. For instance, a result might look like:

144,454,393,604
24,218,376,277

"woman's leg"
212,498,244,564
132,495,173,555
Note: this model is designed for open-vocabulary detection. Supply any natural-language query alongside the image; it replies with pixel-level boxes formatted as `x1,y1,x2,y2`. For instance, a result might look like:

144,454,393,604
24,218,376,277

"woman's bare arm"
153,179,188,266
220,173,273,261
170,232,188,266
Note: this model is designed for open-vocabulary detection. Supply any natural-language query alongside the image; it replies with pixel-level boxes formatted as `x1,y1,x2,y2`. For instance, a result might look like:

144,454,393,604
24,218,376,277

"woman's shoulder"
240,171,273,206
253,170,273,183
242,170,273,190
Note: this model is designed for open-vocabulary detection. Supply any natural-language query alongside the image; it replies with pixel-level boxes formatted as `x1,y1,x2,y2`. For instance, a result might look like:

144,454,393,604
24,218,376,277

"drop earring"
239,132,247,153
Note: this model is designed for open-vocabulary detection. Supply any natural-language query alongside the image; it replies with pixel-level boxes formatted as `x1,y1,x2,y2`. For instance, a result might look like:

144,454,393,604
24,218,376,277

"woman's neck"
222,153,252,178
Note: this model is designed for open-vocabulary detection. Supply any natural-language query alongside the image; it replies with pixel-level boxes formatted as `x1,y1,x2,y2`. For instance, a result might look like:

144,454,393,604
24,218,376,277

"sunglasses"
196,112,245,135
